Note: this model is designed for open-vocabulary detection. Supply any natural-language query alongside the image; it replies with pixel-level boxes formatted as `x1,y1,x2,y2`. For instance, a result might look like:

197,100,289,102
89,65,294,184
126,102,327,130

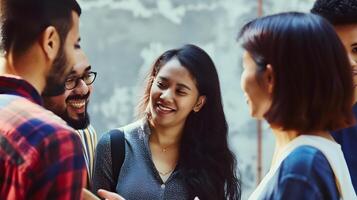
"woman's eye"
352,47,357,53
177,90,187,95
157,81,166,88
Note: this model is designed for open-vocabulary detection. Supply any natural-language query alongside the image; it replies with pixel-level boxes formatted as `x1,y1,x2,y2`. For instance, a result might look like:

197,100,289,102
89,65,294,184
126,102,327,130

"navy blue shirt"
331,103,357,191
261,146,339,200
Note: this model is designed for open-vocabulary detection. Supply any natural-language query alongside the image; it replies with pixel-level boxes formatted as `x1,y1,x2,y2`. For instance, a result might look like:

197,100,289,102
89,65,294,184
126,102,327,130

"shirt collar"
0,75,43,105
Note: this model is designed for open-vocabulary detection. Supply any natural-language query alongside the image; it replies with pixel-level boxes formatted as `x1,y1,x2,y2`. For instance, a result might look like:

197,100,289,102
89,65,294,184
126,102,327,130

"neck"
149,120,183,150
270,125,334,167
272,128,298,150
1,49,47,94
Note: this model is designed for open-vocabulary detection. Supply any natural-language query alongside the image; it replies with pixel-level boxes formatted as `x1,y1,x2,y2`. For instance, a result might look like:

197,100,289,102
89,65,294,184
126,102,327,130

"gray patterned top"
92,119,189,200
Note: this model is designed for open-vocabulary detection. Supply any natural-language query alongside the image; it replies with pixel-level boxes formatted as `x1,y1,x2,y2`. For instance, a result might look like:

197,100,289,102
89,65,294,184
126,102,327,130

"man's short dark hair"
239,12,355,132
0,0,81,56
311,0,357,25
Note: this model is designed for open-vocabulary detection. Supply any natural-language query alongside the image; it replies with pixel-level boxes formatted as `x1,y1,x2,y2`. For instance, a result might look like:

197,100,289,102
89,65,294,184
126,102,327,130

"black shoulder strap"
109,128,125,189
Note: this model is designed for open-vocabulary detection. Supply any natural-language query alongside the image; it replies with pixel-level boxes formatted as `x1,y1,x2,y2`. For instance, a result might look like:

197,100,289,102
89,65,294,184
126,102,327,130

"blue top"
260,146,339,200
92,120,189,200
331,103,357,192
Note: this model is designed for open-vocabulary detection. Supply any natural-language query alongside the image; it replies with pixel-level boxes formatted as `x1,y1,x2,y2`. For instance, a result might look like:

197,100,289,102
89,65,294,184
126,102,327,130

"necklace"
149,133,179,153
158,168,174,176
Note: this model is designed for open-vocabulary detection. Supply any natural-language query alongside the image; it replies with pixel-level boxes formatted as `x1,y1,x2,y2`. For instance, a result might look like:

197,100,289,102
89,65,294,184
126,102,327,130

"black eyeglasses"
65,71,97,90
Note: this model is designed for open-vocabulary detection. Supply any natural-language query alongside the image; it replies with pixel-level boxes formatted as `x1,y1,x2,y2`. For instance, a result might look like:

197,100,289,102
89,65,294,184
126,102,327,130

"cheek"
240,72,247,92
87,86,93,96
150,84,156,95
240,71,254,94
64,91,72,101
351,54,357,67
177,96,198,112
88,84,94,91
149,85,159,103
49,95,67,115
65,46,81,67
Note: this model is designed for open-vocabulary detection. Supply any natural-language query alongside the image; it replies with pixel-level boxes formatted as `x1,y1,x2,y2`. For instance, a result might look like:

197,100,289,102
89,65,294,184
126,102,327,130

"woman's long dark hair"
137,44,241,200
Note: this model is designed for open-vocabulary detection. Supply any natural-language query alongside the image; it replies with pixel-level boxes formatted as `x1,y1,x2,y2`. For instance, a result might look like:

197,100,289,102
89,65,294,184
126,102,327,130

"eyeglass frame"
64,71,97,90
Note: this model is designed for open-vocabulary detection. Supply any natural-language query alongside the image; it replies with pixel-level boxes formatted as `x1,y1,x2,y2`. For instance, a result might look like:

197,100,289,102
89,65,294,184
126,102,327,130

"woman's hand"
97,189,125,200
82,188,100,200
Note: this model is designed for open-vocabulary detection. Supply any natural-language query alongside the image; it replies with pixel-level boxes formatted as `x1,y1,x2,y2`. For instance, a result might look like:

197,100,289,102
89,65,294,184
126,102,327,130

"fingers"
82,188,100,200
97,189,125,200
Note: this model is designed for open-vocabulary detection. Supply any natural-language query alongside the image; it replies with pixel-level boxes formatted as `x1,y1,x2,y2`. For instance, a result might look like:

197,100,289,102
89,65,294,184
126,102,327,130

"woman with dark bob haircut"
239,12,357,199
92,44,241,200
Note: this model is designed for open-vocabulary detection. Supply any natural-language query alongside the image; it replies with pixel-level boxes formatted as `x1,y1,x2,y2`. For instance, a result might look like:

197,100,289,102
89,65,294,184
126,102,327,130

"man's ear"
193,95,206,112
265,64,274,94
40,26,60,61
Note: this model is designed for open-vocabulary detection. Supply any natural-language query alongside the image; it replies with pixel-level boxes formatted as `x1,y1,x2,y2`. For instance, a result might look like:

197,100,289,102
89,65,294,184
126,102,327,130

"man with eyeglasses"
43,51,98,189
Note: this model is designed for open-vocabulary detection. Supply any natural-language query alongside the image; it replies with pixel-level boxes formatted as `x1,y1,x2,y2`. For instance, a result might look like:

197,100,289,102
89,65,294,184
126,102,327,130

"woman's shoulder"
98,119,148,144
121,120,147,134
278,145,338,194
280,145,332,177
273,146,339,199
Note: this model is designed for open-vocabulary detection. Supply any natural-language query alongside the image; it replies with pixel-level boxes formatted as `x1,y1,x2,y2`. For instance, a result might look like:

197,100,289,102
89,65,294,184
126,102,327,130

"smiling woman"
239,12,356,200
92,44,241,200
148,58,205,130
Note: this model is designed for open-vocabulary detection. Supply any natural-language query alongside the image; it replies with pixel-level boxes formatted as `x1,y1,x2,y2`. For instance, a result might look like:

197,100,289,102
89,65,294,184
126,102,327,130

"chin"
250,111,263,120
151,116,174,127
67,117,90,130
60,110,90,130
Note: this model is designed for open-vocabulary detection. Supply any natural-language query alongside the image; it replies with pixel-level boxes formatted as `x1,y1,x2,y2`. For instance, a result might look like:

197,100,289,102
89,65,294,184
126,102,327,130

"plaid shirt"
0,75,87,199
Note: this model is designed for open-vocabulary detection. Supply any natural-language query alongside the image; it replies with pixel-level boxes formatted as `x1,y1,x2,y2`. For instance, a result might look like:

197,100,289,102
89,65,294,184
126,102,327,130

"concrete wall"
78,0,314,198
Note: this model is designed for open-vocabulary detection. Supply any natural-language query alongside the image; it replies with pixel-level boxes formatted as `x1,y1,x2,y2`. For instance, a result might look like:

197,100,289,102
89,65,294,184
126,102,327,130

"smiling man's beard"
60,92,91,130
60,103,91,130
43,45,68,97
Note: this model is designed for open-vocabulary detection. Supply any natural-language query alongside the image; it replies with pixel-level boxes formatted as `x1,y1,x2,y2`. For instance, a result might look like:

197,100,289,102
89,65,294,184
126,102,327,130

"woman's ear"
193,95,206,112
265,64,274,94
39,26,60,61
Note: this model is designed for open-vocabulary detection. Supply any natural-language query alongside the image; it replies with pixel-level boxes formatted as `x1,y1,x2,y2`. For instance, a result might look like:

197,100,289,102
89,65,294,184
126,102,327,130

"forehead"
65,11,80,43
157,59,195,83
71,11,80,34
335,24,357,42
242,51,257,68
70,51,90,75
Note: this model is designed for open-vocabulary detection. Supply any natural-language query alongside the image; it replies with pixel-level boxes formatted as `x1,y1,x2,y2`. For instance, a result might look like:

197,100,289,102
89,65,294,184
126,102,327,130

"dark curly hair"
137,44,241,200
311,0,357,25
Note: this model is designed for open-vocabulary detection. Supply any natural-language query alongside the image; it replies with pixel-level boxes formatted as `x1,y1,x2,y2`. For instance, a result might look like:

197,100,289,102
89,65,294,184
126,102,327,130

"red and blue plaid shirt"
0,75,87,199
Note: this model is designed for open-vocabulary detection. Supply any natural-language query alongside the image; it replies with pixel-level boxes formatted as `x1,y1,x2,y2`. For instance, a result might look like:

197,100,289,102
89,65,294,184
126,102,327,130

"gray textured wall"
78,0,314,198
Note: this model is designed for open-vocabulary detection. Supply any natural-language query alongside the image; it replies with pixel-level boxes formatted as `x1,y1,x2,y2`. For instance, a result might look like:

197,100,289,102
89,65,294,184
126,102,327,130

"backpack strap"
109,128,125,190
